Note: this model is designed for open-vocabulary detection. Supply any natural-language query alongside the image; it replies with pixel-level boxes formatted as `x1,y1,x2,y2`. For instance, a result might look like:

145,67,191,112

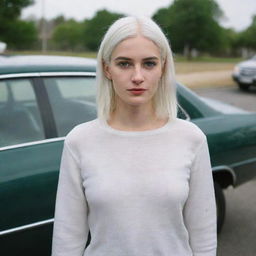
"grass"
174,54,243,63
5,50,98,59
174,62,236,74
173,54,240,74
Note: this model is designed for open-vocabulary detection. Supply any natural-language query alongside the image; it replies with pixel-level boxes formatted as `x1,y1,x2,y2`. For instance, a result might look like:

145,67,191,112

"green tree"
153,0,226,58
0,0,33,20
84,9,123,51
240,15,256,51
222,28,240,56
4,20,37,49
51,19,85,51
53,15,66,27
0,0,37,49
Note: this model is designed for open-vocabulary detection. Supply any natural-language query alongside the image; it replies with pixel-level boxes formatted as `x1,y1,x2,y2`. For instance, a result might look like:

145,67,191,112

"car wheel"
214,182,225,233
238,83,250,91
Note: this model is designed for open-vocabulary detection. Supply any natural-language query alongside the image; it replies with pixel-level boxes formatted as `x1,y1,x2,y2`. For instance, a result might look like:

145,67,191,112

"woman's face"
104,35,164,109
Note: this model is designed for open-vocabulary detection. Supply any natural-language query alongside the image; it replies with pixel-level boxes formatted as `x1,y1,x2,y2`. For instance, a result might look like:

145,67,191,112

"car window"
177,104,190,120
0,79,45,148
44,76,97,136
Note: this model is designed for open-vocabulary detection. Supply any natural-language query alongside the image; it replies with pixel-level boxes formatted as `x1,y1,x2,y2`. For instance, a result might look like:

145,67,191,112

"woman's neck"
108,103,168,131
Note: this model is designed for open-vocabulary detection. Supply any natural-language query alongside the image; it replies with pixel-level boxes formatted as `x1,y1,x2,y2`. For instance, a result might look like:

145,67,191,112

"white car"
232,55,256,90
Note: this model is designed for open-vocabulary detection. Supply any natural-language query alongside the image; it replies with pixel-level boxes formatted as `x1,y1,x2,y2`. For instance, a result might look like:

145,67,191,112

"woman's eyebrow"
114,56,159,61
114,57,131,61
143,57,159,61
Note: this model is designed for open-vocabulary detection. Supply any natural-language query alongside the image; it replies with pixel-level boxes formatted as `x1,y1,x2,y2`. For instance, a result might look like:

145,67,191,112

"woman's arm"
52,141,89,256
183,137,217,256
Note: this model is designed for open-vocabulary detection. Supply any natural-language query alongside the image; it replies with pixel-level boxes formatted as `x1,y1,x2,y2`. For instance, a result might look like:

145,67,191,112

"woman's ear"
103,60,112,80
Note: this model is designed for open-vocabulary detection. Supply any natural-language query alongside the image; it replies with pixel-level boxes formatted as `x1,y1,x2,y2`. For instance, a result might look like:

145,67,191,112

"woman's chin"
124,99,153,108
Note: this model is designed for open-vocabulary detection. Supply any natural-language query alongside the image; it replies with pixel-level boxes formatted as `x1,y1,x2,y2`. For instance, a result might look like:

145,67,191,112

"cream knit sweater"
52,118,217,256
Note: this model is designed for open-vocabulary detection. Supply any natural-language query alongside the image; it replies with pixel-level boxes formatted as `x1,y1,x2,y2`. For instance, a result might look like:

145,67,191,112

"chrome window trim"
0,73,40,79
177,103,191,121
231,157,256,168
0,218,54,236
39,72,96,77
0,137,65,151
0,71,96,79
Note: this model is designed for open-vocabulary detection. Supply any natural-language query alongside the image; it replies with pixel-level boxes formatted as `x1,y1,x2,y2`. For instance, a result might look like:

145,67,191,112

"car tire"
238,83,250,91
214,182,225,233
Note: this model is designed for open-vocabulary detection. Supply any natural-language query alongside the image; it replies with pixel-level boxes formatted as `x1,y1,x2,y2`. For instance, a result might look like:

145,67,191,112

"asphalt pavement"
193,84,256,112
192,85,256,256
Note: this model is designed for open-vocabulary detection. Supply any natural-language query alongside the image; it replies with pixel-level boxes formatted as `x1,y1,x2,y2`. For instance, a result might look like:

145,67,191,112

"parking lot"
193,85,256,256
193,85,256,112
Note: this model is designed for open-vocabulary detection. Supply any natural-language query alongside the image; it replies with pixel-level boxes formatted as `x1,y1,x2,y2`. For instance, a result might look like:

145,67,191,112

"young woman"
52,16,217,256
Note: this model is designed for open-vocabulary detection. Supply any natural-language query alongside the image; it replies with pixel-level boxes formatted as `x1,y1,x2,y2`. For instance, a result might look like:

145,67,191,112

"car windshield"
200,97,251,114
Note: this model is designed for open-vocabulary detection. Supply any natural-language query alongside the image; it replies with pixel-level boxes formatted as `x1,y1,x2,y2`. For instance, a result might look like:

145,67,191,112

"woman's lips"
127,88,147,95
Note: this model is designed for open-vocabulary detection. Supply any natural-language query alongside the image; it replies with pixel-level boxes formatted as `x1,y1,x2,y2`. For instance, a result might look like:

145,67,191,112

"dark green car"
1,55,256,256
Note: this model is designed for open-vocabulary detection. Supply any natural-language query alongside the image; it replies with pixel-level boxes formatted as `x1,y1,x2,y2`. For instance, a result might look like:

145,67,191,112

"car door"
0,139,64,256
0,74,97,256
0,76,63,256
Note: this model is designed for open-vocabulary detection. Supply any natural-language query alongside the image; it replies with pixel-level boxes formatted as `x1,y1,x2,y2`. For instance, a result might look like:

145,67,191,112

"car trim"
177,103,191,121
0,71,96,79
40,72,96,77
231,157,256,168
212,165,237,185
0,137,65,151
0,219,54,236
0,73,41,79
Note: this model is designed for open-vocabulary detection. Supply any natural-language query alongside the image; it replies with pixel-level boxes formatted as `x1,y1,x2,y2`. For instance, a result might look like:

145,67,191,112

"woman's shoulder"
173,118,206,144
64,118,99,147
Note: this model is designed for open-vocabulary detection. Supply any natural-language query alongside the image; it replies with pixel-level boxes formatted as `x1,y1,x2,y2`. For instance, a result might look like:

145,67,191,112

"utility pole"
41,0,47,52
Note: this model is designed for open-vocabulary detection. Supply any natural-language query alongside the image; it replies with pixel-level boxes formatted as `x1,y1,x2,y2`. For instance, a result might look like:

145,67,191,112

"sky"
21,0,256,31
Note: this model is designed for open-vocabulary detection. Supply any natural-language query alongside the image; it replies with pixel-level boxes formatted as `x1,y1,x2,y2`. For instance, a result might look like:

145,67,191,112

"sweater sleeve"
52,141,89,256
183,137,217,256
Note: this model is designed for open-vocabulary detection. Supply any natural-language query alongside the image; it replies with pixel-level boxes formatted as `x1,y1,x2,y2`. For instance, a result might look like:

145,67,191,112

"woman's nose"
131,66,144,85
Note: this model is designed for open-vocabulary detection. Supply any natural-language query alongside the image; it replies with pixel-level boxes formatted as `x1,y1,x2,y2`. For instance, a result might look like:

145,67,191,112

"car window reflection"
0,79,45,147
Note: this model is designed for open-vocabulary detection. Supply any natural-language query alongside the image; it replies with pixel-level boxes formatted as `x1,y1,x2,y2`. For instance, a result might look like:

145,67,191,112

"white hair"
96,16,177,121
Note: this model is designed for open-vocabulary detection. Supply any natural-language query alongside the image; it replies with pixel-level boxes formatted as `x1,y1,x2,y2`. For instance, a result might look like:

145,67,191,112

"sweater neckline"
97,118,176,136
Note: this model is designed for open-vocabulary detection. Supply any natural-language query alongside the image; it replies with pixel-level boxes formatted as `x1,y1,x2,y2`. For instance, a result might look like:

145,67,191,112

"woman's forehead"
111,36,161,60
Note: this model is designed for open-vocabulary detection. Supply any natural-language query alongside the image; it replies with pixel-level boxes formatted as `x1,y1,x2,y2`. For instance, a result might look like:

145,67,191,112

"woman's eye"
117,62,131,68
144,61,157,68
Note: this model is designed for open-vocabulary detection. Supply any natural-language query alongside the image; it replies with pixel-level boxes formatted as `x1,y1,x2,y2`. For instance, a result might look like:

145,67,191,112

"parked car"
232,55,256,90
1,55,256,256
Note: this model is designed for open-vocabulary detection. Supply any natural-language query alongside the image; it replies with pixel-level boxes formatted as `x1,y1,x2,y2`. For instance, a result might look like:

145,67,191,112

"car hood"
239,59,256,68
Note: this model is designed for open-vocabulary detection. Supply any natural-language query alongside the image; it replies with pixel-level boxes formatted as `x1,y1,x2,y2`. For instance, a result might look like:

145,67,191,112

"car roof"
0,55,97,75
